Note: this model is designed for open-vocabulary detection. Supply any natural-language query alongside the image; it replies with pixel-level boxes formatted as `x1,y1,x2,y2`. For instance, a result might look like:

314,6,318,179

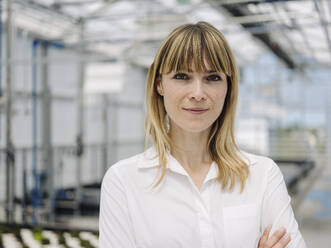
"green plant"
0,233,3,248
58,233,66,245
80,239,95,248
41,237,50,245
71,231,79,238
32,228,50,245
0,225,11,234
32,227,43,234
33,231,43,241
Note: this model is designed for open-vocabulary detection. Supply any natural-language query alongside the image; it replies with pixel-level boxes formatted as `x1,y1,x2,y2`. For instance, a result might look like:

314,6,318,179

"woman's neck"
169,125,212,172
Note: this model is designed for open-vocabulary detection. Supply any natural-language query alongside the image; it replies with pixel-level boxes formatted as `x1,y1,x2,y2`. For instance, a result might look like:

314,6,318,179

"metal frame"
313,0,331,58
1,0,330,225
0,0,328,68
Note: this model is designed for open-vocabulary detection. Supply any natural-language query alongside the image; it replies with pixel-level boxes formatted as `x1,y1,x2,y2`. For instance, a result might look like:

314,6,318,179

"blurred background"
0,0,330,247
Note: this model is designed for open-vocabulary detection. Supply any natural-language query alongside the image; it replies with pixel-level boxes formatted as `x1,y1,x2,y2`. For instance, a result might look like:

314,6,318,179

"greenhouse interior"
0,0,331,247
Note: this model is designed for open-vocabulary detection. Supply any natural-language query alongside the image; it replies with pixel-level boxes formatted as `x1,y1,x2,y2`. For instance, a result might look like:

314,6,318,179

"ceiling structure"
4,0,331,69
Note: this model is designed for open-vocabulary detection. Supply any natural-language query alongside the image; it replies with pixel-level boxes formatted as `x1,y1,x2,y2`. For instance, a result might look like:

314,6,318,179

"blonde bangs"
158,25,233,76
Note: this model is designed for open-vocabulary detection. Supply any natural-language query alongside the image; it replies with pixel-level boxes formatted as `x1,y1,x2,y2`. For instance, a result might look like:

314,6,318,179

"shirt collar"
137,146,159,168
137,146,188,175
137,146,258,174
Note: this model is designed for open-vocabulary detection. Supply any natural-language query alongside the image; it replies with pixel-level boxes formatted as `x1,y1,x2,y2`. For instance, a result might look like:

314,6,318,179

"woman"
99,22,306,248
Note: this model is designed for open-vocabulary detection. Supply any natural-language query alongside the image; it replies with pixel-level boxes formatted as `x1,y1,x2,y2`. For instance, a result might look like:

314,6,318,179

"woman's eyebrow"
175,69,221,73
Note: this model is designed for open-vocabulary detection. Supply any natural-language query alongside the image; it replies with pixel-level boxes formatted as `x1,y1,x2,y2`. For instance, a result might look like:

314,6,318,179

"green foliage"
32,228,50,245
80,239,93,248
80,238,95,248
41,237,50,245
71,231,79,238
0,233,3,248
32,227,43,234
33,231,43,241
70,231,96,248
0,225,11,234
58,233,66,245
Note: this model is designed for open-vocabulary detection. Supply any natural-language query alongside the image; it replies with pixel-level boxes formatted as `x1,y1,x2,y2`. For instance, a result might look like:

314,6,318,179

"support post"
0,0,3,98
31,40,40,225
5,0,15,224
75,21,85,215
40,42,54,222
326,70,331,167
22,149,27,223
102,94,109,175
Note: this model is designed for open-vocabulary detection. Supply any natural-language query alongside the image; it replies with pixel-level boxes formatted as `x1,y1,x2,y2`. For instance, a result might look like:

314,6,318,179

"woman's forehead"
171,62,223,73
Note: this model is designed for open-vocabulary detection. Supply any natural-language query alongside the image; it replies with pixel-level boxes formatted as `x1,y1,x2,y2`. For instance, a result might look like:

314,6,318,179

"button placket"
195,183,215,248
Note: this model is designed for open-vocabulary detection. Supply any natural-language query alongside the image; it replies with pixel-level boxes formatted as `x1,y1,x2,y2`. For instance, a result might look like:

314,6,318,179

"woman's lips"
183,108,208,114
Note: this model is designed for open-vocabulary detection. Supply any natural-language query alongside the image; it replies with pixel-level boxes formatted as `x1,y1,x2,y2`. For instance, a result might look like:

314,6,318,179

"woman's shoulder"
101,151,144,189
239,150,279,171
105,151,144,174
103,146,158,177
238,151,284,190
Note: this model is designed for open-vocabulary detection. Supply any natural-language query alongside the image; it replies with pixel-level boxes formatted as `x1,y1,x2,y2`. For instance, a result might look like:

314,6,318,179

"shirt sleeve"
261,159,307,248
99,166,137,248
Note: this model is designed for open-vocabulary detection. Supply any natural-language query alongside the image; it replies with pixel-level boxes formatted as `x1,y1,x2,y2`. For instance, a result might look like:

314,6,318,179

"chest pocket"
223,204,260,248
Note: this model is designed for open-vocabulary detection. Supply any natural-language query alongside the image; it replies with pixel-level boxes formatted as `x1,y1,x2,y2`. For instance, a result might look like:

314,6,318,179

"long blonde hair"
144,21,249,192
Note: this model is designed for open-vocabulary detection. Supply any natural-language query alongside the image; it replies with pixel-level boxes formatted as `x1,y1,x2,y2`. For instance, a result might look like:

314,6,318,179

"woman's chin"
179,124,211,133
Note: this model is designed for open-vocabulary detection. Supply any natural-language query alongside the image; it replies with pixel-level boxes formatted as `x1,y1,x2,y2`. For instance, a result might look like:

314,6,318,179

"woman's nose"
189,79,206,101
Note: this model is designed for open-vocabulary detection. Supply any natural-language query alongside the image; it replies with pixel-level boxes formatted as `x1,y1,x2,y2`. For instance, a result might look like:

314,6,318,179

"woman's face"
157,63,228,133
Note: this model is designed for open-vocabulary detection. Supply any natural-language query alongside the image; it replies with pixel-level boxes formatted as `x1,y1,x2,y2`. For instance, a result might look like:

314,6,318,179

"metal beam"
0,53,115,66
281,3,317,64
216,0,298,69
271,3,299,56
16,0,77,23
225,11,314,25
313,0,331,59
52,0,97,6
219,0,320,4
82,0,116,20
65,19,331,44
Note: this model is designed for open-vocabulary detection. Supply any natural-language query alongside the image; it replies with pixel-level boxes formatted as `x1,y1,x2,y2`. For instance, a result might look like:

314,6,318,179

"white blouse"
99,147,306,248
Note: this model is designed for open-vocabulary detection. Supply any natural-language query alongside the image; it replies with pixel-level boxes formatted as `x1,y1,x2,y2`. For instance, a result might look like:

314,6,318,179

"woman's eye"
207,75,222,81
173,73,188,80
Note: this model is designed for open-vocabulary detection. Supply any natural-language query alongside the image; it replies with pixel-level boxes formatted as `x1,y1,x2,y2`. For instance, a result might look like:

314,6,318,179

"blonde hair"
144,21,249,192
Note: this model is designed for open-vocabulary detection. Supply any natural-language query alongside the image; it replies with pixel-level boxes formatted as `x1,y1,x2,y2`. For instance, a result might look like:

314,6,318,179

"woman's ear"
156,78,164,96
